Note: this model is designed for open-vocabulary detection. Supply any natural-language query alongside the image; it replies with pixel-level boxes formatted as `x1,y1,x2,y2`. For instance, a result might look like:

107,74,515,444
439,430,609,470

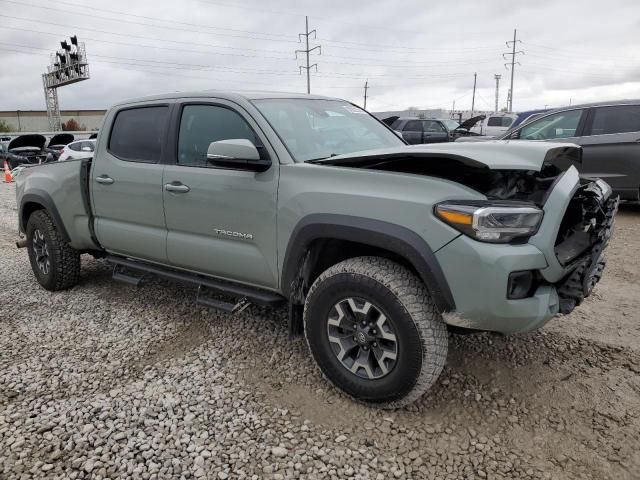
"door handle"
164,182,190,193
95,175,114,185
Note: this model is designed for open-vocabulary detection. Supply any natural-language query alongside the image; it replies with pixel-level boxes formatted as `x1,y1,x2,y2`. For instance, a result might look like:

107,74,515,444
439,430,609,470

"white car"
57,139,96,161
469,113,518,137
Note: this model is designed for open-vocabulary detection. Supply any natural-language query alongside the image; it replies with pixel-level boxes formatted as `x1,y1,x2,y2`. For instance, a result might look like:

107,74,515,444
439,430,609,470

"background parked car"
58,139,96,161
44,133,75,161
387,117,450,144
509,109,551,131
5,134,48,169
469,112,518,137
499,100,640,201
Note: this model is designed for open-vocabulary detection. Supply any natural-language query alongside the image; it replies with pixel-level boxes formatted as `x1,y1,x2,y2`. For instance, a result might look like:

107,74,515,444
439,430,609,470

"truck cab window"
108,106,169,162
178,105,258,167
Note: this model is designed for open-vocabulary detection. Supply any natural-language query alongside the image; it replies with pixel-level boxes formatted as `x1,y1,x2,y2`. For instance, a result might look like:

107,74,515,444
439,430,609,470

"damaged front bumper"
554,183,619,314
436,167,618,334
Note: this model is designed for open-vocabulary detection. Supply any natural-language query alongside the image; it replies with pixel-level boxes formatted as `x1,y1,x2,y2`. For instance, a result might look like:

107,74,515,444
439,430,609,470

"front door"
92,105,170,263
162,101,279,289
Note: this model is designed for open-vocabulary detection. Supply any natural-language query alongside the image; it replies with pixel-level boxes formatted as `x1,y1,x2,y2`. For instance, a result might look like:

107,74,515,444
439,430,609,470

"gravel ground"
0,181,639,480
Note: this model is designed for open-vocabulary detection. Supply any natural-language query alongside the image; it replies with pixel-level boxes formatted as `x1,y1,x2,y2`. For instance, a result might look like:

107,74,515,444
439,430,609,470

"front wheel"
303,256,448,408
26,210,80,291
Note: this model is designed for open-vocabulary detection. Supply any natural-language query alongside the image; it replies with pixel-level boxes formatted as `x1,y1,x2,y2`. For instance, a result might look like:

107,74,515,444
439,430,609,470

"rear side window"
487,116,513,127
403,120,422,132
108,106,169,162
68,142,81,152
590,105,640,135
177,105,259,167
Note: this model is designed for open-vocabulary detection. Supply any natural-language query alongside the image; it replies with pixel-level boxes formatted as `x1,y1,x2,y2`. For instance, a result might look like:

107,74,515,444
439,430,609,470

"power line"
0,0,299,44
296,16,321,94
503,29,524,111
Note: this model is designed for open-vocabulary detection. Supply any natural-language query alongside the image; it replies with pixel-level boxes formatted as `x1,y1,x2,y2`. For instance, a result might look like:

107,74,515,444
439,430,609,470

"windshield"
253,98,403,161
441,119,459,130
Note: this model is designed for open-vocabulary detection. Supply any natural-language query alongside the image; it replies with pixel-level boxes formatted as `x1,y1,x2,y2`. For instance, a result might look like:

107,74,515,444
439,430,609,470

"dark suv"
388,117,451,144
501,100,640,201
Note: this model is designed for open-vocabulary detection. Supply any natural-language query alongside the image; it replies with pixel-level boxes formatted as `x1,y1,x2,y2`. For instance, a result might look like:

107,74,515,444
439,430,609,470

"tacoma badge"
214,228,254,240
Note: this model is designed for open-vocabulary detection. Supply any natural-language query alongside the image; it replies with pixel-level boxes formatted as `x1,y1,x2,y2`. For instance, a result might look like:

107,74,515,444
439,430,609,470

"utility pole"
363,79,369,110
493,74,501,112
295,16,321,94
503,29,524,112
471,72,477,116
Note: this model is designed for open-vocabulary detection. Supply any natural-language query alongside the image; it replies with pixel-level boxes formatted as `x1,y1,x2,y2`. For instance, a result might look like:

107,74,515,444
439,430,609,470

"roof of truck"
114,90,342,106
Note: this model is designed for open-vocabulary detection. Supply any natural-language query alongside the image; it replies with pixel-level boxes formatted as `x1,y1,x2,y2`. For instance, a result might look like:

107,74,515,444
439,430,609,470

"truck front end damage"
552,179,618,314
313,141,619,333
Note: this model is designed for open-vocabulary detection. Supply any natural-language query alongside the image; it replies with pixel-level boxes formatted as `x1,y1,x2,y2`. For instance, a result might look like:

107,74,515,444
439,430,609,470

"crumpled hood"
310,140,582,172
8,134,46,151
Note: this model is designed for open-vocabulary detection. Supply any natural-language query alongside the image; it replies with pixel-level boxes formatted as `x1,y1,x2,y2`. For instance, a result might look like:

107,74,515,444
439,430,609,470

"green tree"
0,120,13,133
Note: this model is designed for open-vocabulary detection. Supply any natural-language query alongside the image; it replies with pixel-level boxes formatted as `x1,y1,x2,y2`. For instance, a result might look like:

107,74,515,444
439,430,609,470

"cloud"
0,0,638,113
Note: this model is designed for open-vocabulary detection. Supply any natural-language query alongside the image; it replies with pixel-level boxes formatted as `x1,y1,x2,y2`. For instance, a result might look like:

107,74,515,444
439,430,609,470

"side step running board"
106,255,285,309
112,265,144,286
196,287,251,314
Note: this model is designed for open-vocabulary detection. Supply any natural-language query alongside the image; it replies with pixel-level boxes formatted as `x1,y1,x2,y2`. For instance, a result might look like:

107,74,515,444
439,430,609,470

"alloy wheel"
326,297,398,379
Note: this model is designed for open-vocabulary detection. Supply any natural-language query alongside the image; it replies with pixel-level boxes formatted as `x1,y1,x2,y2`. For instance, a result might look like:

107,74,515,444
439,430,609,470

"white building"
0,109,106,132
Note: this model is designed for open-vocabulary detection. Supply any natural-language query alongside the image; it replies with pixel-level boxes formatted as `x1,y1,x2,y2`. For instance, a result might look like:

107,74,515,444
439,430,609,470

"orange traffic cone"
3,160,12,183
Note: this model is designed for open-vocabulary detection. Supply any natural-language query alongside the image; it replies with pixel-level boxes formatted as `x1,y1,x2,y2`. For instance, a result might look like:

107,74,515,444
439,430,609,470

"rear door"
162,100,279,289
91,104,170,263
579,104,640,200
400,120,423,144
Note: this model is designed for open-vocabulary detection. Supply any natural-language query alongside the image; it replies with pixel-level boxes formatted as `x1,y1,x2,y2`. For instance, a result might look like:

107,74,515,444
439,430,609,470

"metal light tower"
42,36,90,131
494,74,501,112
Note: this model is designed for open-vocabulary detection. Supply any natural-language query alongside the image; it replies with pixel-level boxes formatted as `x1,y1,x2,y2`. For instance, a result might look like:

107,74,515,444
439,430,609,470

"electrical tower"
494,74,501,112
42,36,90,131
503,29,524,112
295,16,321,94
363,80,369,110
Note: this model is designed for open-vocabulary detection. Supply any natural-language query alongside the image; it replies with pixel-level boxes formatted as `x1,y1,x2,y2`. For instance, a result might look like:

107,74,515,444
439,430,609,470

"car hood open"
48,133,74,147
309,140,582,172
8,134,46,151
455,114,486,131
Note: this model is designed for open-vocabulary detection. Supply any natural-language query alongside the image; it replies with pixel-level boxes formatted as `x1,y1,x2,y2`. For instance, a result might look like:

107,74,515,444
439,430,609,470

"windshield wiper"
307,153,338,163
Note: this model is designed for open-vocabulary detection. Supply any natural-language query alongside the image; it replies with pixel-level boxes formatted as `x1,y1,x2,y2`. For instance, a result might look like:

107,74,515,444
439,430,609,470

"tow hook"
16,237,27,249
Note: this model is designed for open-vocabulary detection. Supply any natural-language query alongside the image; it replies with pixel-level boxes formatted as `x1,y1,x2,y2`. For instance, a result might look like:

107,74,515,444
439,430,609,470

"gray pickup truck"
15,91,618,408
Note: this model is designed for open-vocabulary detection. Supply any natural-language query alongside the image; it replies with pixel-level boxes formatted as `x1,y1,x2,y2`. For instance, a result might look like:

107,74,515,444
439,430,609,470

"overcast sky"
0,0,639,113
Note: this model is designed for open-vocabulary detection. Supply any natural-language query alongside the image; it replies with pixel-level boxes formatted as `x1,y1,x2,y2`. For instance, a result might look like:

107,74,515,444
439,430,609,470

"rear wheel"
303,256,448,408
26,210,80,291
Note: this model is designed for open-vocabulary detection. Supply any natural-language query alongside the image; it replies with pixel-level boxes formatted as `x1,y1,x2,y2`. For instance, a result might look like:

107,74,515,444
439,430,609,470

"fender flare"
281,214,455,313
19,190,71,243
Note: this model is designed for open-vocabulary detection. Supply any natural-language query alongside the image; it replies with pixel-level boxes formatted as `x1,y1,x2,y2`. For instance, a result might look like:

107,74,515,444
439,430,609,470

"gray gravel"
1,182,639,480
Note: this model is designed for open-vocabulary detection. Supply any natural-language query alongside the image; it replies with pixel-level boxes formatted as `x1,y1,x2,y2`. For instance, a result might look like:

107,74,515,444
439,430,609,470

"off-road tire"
26,210,80,291
303,256,448,408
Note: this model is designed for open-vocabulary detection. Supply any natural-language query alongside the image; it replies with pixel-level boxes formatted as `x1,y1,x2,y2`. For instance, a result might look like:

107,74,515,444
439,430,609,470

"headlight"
435,202,543,243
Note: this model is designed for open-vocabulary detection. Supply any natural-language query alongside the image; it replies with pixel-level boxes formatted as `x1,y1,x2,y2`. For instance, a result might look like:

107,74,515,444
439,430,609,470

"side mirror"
207,139,271,172
81,146,92,152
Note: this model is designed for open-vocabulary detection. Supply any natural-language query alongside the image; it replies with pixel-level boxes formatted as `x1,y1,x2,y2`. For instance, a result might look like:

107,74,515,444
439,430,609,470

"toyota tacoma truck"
14,91,618,408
